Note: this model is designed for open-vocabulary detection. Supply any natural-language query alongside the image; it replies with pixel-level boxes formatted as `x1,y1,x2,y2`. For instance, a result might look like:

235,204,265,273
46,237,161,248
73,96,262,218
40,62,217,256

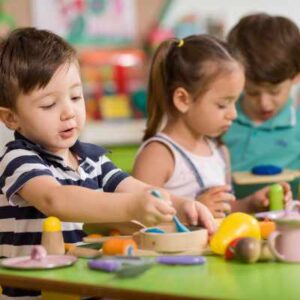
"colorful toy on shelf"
100,94,132,120
269,183,284,211
41,216,65,255
210,212,261,255
79,49,146,122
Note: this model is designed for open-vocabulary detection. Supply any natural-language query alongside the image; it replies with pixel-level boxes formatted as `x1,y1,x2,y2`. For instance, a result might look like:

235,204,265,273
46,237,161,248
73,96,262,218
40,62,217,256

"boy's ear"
173,87,192,113
0,107,19,130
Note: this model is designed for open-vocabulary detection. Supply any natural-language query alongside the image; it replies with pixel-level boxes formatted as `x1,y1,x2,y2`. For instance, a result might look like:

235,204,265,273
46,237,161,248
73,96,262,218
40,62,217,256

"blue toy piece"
145,228,165,234
251,165,282,176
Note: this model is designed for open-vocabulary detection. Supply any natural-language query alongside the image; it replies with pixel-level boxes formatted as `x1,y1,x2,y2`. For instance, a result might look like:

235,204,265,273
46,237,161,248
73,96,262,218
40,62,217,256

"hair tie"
177,39,184,47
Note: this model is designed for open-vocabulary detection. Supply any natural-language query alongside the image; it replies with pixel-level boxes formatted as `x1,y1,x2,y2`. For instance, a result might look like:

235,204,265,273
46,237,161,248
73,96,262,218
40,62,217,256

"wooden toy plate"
83,221,145,236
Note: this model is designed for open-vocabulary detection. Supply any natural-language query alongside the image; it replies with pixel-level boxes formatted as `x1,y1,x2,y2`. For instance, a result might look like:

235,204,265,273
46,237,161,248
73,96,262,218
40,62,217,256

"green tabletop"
0,256,299,300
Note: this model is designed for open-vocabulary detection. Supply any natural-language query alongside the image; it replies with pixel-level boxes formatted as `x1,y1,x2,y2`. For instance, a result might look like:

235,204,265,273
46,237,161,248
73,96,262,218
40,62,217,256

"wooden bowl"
134,224,208,253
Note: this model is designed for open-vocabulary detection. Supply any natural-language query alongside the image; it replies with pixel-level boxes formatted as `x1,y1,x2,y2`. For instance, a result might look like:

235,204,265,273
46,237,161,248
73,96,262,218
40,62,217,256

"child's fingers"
154,199,176,215
284,191,293,203
195,203,217,234
213,211,226,218
142,213,173,227
278,182,292,202
204,185,232,195
148,189,173,206
213,192,236,203
260,196,269,208
214,201,231,214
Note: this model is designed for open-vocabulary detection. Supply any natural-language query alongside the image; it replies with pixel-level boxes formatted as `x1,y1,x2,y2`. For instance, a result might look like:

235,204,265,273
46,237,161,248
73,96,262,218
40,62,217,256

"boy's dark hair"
228,13,300,84
0,27,77,109
144,34,242,141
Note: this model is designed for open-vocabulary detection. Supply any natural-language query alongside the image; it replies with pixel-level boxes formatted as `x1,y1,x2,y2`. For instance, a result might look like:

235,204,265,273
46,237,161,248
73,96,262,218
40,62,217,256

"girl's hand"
128,189,176,226
249,182,292,212
178,200,217,235
196,185,236,218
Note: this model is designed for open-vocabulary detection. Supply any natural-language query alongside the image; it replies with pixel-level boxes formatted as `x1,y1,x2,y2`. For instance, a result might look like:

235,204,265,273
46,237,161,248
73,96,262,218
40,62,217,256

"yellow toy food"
210,212,261,255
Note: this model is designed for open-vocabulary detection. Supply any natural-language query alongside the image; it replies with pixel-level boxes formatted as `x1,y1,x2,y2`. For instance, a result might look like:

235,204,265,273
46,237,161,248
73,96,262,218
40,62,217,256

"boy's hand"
249,182,292,212
128,189,176,226
178,200,217,235
196,185,236,218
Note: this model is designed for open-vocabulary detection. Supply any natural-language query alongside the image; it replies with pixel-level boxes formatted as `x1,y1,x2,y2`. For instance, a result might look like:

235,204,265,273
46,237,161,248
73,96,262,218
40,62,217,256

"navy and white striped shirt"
0,131,128,298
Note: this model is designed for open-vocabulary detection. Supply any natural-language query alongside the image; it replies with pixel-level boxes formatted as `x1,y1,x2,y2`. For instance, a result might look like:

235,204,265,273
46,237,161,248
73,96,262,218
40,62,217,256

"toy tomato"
224,237,243,260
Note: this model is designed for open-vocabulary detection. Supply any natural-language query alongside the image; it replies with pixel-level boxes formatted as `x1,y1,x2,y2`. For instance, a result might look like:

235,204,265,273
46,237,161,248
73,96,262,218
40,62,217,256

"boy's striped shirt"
0,131,128,298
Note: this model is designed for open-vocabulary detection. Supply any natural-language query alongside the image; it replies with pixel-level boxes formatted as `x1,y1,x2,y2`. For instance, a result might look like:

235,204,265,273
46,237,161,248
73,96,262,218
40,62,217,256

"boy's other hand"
196,185,236,218
179,200,217,235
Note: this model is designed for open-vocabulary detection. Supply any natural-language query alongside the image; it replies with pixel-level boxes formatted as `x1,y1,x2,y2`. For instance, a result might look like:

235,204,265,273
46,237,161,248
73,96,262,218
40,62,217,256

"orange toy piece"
102,238,137,256
259,220,276,239
87,233,103,239
109,229,121,236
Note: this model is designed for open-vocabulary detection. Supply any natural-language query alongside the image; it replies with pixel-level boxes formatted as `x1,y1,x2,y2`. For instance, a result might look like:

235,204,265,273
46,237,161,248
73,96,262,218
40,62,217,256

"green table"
0,256,299,300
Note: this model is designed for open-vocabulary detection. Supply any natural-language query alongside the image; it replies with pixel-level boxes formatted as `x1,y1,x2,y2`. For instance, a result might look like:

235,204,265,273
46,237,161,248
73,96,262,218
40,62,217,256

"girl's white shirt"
137,133,227,199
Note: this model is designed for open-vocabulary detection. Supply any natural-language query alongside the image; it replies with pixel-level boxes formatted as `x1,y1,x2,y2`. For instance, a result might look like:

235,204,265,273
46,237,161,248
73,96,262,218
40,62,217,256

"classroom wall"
1,0,300,148
163,0,300,34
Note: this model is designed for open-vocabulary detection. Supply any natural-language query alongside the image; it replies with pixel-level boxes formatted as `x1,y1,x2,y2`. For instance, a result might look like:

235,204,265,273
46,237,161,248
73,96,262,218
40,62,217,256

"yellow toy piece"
210,212,261,255
43,216,62,232
100,94,132,119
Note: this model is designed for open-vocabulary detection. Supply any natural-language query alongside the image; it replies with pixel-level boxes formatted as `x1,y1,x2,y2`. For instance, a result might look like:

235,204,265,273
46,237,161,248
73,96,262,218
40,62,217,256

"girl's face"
242,79,295,123
182,64,245,138
12,62,86,156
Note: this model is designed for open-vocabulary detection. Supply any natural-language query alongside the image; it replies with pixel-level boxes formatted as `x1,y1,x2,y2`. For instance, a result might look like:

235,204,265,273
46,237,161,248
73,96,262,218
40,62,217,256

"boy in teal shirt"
223,13,300,198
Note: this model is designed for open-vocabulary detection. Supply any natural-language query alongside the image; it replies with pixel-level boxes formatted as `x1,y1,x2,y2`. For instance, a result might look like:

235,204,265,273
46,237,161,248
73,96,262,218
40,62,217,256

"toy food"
234,238,261,263
102,238,137,256
269,183,284,211
210,212,261,255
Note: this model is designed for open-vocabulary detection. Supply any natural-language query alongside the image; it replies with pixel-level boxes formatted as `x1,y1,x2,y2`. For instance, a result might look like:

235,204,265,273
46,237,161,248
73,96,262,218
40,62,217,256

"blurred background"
0,0,299,171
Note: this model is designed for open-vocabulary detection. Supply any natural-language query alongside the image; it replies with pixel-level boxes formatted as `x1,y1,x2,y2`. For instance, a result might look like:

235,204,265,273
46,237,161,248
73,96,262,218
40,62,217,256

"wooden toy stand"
232,169,300,185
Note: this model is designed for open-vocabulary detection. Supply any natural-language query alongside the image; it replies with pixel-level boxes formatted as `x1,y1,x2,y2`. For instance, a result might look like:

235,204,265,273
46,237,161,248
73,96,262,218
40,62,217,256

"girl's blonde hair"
144,34,242,141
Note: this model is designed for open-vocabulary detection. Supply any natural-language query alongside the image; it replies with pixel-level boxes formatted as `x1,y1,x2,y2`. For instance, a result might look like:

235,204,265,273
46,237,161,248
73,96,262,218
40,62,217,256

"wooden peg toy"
41,216,65,255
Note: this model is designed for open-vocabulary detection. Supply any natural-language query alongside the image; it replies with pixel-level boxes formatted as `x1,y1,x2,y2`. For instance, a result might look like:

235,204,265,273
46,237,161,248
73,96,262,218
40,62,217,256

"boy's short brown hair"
0,27,77,109
228,13,300,84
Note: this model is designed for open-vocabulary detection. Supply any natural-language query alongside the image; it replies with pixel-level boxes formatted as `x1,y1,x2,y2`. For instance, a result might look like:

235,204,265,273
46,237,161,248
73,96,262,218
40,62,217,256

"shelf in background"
80,119,146,146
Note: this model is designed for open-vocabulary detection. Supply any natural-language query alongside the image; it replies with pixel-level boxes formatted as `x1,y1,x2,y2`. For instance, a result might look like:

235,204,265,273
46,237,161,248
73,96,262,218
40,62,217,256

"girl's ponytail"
143,39,176,141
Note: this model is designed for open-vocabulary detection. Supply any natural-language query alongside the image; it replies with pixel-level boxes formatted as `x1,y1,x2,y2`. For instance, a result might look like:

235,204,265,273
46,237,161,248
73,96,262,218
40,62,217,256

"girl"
133,35,292,218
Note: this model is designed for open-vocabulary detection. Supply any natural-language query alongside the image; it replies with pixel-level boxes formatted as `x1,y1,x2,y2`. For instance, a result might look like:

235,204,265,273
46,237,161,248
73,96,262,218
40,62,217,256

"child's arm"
195,144,235,217
118,176,216,233
18,176,175,226
133,141,174,186
231,182,292,213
